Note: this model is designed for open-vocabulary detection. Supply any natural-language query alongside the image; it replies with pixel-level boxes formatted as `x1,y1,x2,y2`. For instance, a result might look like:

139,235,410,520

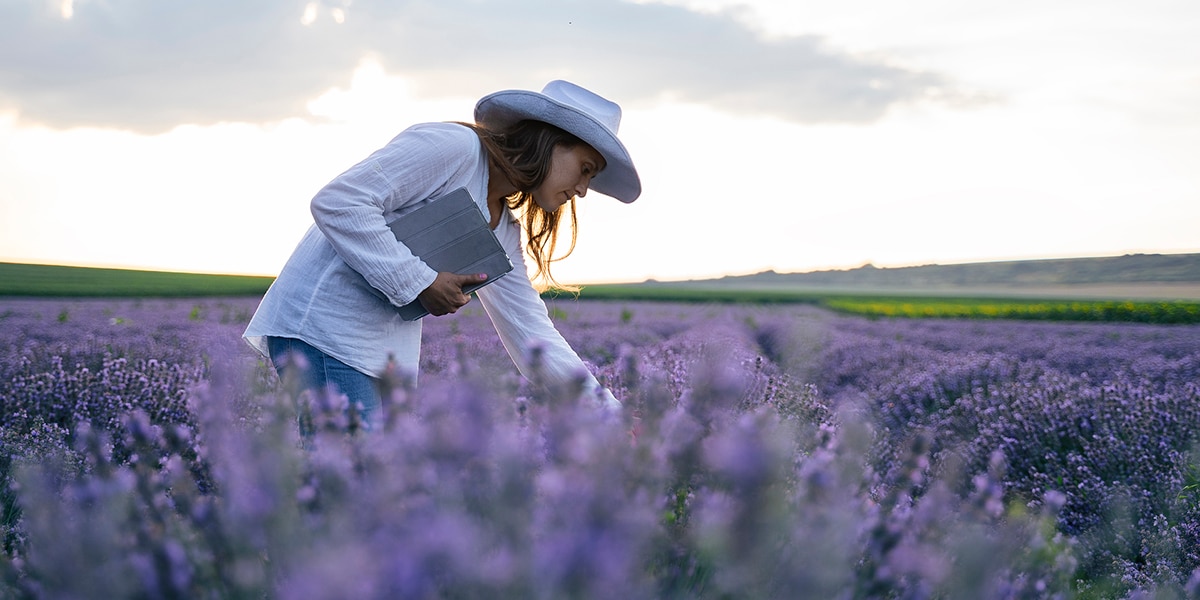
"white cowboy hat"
474,80,641,204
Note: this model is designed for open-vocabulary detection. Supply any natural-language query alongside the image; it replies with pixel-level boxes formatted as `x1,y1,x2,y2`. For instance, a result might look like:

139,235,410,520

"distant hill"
716,253,1200,287
647,253,1200,301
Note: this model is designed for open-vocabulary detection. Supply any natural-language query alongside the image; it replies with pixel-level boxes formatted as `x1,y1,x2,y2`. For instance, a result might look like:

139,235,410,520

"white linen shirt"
244,122,614,406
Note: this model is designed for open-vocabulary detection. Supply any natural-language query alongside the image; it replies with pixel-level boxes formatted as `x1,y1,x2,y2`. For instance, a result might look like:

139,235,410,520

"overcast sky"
2,0,1198,282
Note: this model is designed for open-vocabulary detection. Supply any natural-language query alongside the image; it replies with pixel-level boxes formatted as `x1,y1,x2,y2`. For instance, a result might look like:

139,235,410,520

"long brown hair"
460,120,585,292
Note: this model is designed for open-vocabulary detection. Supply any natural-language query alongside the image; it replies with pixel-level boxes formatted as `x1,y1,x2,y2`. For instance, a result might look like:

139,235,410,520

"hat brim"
475,90,641,204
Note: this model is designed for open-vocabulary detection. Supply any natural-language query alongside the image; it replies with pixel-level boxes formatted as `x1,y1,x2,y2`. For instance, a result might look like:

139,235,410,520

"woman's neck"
486,161,518,229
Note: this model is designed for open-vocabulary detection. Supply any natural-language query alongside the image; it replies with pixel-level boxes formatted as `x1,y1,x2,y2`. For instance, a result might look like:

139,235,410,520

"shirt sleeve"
475,225,620,411
309,123,485,307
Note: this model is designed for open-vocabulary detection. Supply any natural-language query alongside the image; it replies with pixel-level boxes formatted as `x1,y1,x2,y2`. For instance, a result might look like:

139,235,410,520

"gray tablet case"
387,187,514,320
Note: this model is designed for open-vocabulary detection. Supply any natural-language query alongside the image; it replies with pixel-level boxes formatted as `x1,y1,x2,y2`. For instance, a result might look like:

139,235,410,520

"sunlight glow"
300,2,318,26
59,0,74,19
301,2,348,26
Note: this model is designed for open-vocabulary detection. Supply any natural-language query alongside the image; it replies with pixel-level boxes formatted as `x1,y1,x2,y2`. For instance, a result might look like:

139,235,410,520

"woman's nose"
575,178,590,198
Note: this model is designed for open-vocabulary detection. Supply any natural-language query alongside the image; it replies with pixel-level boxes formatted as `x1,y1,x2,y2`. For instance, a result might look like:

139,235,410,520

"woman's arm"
475,226,620,410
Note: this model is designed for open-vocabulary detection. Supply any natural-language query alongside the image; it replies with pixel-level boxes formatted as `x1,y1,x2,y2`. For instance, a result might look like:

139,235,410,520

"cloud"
0,0,969,133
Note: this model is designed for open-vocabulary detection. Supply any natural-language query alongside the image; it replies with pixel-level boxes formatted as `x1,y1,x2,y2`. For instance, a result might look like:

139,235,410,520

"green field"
819,295,1200,323
0,262,274,297
555,284,1200,324
5,263,1199,324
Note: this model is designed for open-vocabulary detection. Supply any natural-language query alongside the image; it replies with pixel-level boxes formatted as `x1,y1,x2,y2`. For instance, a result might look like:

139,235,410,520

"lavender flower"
1,297,1197,597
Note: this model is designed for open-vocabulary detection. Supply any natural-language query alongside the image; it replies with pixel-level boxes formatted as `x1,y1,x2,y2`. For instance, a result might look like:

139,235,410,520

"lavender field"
1,296,1198,598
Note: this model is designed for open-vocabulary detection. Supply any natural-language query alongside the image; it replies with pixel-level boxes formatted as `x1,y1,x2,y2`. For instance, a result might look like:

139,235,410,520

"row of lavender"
1,297,1198,598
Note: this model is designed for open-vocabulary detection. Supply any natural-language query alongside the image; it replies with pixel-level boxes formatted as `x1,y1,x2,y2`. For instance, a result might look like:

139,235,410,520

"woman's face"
531,143,606,213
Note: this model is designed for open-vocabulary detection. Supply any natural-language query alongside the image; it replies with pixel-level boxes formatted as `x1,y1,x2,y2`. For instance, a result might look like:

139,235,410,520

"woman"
243,80,639,429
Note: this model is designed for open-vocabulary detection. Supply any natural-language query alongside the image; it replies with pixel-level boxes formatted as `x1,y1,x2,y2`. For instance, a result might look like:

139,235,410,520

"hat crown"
542,80,622,136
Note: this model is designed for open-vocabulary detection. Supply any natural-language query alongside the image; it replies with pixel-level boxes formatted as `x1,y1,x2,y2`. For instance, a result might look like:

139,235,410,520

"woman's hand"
417,272,488,316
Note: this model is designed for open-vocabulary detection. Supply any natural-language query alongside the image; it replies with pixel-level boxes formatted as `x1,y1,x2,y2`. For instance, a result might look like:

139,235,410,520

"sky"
1,0,1198,284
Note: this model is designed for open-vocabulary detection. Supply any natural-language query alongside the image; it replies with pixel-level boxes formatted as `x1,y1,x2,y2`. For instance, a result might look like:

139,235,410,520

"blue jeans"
267,337,381,433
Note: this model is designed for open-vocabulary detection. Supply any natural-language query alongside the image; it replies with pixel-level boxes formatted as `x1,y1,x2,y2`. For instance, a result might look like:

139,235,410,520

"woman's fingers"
419,272,488,316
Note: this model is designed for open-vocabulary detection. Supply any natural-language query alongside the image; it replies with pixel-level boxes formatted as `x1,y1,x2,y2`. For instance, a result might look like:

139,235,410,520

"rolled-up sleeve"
310,123,485,307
